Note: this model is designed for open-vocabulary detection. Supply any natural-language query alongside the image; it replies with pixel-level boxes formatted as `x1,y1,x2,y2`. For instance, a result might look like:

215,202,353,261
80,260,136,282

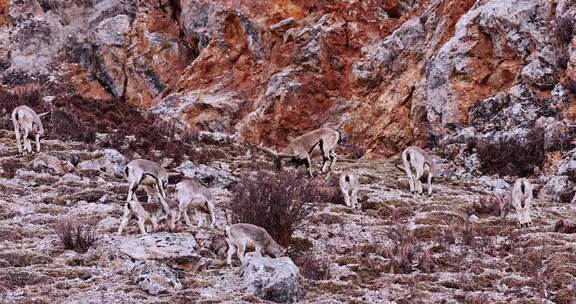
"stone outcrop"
118,232,197,260
240,255,303,303
132,260,183,295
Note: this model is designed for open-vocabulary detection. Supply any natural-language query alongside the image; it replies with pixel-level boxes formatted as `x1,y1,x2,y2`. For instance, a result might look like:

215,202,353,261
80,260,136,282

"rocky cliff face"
0,0,575,158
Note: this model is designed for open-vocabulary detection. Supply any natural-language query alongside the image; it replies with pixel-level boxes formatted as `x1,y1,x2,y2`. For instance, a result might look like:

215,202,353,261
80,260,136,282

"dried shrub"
439,225,457,247
1,159,23,178
0,252,52,267
35,95,209,162
289,237,313,253
181,126,200,143
476,128,545,176
348,145,366,160
554,219,576,234
565,78,576,95
310,212,344,225
552,15,575,52
228,170,316,248
54,218,98,253
45,107,96,142
417,250,436,273
559,189,575,204
385,223,420,274
0,84,46,130
13,83,42,107
310,174,345,205
462,220,477,247
472,194,502,216
355,241,388,258
465,293,490,304
0,271,52,289
292,254,331,280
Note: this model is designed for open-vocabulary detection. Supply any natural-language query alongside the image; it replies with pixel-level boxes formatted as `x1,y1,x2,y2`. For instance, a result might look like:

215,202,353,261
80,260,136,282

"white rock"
177,161,234,188
240,254,303,303
119,232,197,260
132,260,182,295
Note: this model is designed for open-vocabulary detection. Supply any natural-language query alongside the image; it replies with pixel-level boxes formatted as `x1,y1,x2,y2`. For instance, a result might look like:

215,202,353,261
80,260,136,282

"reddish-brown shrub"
462,220,477,247
385,223,420,274
310,174,345,205
554,219,576,234
472,194,502,216
228,170,317,248
0,84,46,130
54,218,98,253
465,293,490,304
45,107,97,142
292,254,331,280
1,159,23,178
13,83,42,107
554,15,575,44
418,250,436,273
181,126,200,143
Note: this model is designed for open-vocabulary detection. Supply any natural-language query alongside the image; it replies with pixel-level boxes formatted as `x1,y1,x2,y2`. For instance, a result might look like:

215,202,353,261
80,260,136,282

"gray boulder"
240,255,304,303
177,161,234,188
119,232,197,260
77,149,126,176
32,154,74,175
132,261,182,295
520,58,558,89
540,176,574,202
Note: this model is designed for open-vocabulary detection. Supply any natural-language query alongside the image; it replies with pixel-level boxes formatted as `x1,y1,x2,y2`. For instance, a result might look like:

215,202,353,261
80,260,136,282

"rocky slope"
1,127,576,303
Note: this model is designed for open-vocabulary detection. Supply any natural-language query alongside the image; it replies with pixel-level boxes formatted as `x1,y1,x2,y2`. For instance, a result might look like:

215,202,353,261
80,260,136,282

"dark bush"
0,84,46,130
228,170,316,247
45,107,97,142
472,194,502,216
476,128,545,176
54,218,98,253
292,254,331,280
385,223,420,274
554,219,576,234
44,95,208,162
1,159,23,178
465,293,490,304
553,15,575,46
309,174,345,205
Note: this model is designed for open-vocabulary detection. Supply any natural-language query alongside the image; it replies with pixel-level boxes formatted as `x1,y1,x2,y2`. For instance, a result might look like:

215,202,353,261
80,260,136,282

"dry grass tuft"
1,159,23,178
228,170,316,248
385,223,420,274
54,218,98,253
417,249,436,273
472,194,502,216
554,219,576,234
465,293,490,304
292,254,331,281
